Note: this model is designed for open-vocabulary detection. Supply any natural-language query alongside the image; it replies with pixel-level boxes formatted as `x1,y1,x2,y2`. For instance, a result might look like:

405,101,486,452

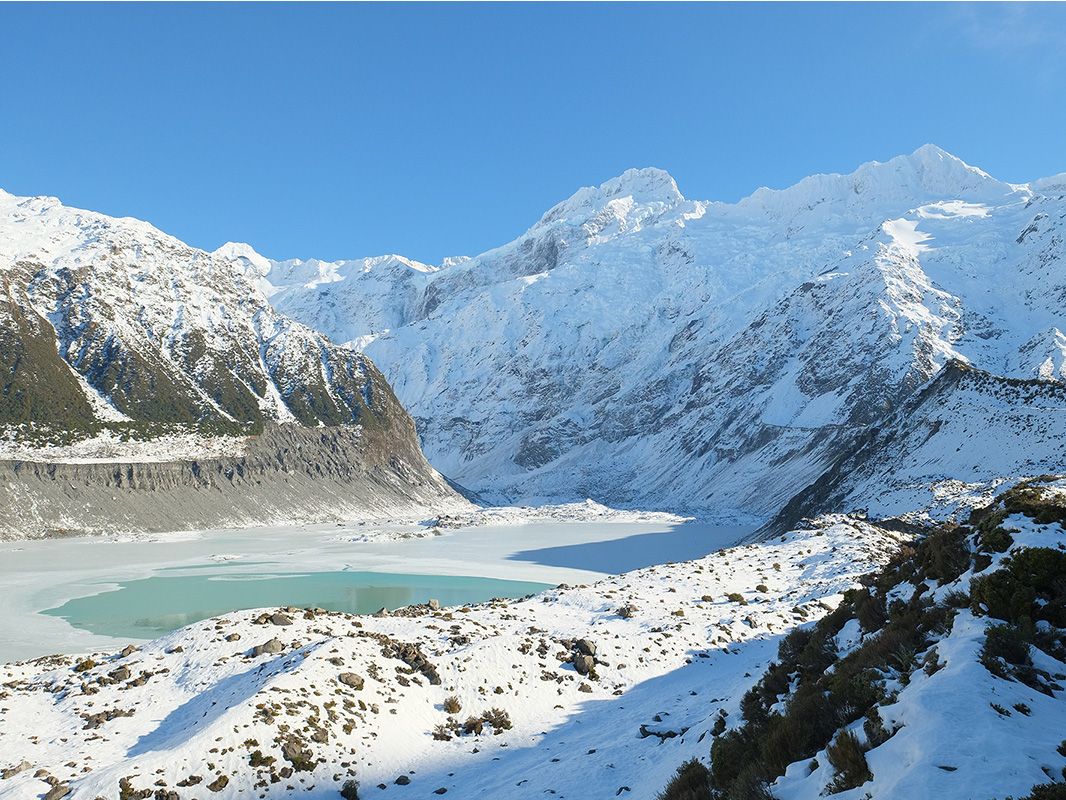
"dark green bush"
825,730,872,793
916,526,971,584
981,623,1033,670
1006,781,1066,800
655,759,712,800
971,548,1066,627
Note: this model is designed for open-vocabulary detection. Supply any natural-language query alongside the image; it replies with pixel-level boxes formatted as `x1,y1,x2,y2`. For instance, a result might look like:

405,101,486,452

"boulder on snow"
574,638,596,656
338,672,365,690
251,639,284,657
573,654,595,675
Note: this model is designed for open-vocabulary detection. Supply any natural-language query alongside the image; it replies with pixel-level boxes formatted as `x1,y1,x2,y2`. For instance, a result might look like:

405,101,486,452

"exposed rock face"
0,423,464,538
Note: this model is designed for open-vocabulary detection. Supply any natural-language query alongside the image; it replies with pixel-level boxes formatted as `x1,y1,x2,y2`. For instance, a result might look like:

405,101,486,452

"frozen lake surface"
43,570,554,640
1,516,752,662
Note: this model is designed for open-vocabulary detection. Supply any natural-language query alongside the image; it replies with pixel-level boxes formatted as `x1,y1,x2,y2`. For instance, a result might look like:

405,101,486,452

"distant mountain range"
222,145,1066,521
2,145,1064,533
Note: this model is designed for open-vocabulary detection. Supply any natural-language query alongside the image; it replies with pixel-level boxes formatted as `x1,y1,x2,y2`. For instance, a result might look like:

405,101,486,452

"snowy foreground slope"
5,481,1066,800
0,516,903,799
0,190,466,536
249,146,1066,517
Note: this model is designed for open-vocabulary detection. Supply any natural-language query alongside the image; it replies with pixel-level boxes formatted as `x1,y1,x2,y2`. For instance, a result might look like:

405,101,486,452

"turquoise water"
43,571,553,640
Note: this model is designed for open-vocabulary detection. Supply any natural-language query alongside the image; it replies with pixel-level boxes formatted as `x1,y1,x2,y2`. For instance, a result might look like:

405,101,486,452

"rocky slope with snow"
253,146,1066,519
0,190,467,536
0,510,904,800
4,482,1065,800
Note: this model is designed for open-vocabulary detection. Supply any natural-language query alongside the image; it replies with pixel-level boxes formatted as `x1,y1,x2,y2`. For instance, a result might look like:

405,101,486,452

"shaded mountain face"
0,191,408,436
250,147,1066,518
762,361,1066,534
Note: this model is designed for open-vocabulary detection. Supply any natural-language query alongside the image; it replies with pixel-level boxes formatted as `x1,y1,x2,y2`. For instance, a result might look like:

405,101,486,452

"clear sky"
2,2,1065,265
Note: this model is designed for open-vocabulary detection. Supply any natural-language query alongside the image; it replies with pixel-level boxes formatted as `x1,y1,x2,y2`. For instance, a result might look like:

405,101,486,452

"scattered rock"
434,788,447,795
118,777,152,799
81,708,134,730
108,666,130,682
428,599,440,611
207,774,229,793
225,633,241,642
281,736,314,771
251,639,284,657
578,682,593,693
119,645,139,658
639,725,681,740
338,673,365,690
574,638,596,656
573,654,595,676
1,761,31,780
270,613,293,626
395,775,411,786
373,607,389,617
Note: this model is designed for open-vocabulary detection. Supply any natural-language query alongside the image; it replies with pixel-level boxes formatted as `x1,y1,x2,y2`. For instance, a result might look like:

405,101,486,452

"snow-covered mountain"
0,190,466,535
250,146,1066,518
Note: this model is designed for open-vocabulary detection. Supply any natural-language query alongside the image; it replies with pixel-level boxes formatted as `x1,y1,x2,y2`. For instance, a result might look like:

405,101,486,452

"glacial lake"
42,570,552,640
0,517,752,661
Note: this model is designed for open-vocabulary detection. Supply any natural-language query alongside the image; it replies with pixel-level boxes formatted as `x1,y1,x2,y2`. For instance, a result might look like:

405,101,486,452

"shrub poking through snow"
1005,784,1066,800
340,779,360,800
825,729,872,793
435,707,512,740
443,695,462,714
654,758,712,800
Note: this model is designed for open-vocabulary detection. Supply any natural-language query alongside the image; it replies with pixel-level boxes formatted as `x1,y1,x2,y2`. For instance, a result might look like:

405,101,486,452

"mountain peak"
599,167,683,204
213,241,272,277
740,145,1011,220
893,143,997,186
536,167,684,229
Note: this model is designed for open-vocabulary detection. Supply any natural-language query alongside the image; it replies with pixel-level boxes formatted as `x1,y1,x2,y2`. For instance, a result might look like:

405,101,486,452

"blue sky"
2,3,1065,265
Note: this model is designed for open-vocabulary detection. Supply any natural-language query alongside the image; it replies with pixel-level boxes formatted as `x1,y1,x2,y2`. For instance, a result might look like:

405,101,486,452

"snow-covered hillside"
0,189,400,431
0,512,904,800
5,482,1065,800
765,361,1066,533
0,191,465,536
251,146,1066,518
